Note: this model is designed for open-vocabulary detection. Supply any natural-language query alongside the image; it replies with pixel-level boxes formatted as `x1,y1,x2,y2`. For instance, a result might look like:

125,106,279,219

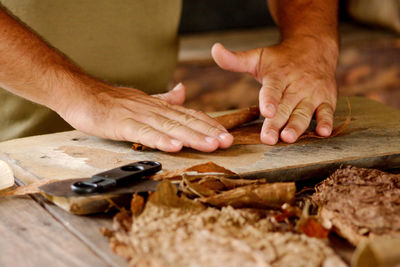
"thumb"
153,83,186,105
211,43,260,75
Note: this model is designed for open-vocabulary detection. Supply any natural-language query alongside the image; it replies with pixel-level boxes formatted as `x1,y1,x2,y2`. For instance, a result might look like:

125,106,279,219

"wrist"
281,34,339,68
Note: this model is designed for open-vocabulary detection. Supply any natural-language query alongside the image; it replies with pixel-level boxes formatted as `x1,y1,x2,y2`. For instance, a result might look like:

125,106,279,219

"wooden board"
0,97,399,188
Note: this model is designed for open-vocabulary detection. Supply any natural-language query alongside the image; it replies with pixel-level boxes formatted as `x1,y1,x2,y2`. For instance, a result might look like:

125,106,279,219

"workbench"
1,96,400,266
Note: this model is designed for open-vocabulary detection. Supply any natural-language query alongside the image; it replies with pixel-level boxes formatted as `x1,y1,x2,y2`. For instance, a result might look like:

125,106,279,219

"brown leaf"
151,161,238,181
214,105,260,130
297,217,331,239
148,180,205,211
130,194,146,216
199,182,296,209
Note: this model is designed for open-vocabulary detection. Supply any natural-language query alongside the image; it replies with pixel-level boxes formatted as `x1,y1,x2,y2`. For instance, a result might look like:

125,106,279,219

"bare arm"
213,0,339,144
0,7,233,152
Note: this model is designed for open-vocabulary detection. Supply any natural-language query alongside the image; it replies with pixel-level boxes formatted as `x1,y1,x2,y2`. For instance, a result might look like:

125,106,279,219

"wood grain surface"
0,97,399,186
0,195,116,267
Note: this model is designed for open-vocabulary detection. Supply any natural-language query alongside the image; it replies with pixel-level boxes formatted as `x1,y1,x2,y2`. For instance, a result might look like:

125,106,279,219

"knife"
39,161,162,197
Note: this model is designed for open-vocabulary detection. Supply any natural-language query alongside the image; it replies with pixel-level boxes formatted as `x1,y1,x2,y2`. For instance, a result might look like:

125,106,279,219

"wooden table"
0,194,127,267
2,96,400,266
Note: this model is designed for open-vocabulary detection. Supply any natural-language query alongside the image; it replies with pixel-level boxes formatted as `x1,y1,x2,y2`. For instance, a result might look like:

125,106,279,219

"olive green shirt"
0,0,181,141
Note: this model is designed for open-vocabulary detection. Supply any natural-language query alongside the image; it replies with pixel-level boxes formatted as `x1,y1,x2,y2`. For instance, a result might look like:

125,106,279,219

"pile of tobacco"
100,162,400,266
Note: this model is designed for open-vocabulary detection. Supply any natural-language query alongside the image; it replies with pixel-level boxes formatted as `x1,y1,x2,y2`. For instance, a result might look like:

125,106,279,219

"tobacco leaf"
199,182,296,209
148,180,205,211
231,98,352,145
297,217,331,239
131,106,260,151
151,161,238,181
130,194,146,216
312,165,400,245
213,105,260,130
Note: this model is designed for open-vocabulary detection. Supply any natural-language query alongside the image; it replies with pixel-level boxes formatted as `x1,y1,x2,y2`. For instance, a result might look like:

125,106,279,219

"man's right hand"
57,80,233,152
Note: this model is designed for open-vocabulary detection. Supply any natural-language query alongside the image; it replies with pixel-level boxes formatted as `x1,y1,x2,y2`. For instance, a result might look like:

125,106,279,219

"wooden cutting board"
1,96,400,187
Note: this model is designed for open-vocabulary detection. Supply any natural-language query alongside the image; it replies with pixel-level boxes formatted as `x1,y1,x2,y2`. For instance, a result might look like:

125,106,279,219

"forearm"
267,0,339,52
0,7,91,112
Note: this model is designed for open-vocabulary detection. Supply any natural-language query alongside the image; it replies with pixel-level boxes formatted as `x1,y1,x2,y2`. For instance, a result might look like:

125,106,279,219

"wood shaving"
312,166,400,245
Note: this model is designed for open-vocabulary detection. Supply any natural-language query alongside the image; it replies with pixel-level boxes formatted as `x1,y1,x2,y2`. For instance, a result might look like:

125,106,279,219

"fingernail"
263,130,278,144
320,126,331,136
218,132,232,141
265,104,276,117
170,139,183,147
205,136,217,144
282,128,296,142
172,83,183,91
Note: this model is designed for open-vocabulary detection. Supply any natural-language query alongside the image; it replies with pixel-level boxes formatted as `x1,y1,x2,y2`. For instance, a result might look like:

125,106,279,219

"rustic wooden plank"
0,196,109,267
0,97,399,181
1,97,400,214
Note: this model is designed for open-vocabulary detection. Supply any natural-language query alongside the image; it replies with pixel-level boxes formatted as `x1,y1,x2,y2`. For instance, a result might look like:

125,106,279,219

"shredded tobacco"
102,181,346,267
312,166,400,245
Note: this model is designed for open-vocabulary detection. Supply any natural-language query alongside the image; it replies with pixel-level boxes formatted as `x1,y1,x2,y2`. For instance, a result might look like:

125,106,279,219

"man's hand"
212,37,337,145
58,80,233,153
212,0,339,145
0,7,233,153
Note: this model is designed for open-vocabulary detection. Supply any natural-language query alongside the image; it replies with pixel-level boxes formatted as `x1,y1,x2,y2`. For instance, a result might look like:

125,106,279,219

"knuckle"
161,119,183,132
136,125,154,139
277,102,292,118
292,107,312,122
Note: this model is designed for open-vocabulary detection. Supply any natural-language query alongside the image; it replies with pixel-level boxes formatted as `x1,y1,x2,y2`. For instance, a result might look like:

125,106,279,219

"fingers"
211,43,260,74
280,100,315,143
145,114,228,152
153,83,186,105
143,107,233,150
261,95,299,145
259,77,285,118
315,103,334,137
119,119,183,152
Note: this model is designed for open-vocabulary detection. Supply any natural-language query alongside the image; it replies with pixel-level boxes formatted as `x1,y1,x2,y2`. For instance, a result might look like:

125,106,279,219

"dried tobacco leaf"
231,98,352,145
199,182,296,209
151,161,238,181
312,166,400,245
148,180,205,211
130,194,146,216
213,105,260,130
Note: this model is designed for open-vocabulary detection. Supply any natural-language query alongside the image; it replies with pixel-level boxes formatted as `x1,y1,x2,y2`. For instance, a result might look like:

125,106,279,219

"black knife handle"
70,161,162,194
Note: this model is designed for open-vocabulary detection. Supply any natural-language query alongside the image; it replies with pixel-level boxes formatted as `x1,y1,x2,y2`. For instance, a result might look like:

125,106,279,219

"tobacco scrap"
151,161,238,181
199,182,296,209
102,181,345,267
312,165,400,246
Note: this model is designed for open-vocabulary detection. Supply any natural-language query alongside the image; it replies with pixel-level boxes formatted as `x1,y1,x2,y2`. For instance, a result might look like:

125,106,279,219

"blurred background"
174,0,400,111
